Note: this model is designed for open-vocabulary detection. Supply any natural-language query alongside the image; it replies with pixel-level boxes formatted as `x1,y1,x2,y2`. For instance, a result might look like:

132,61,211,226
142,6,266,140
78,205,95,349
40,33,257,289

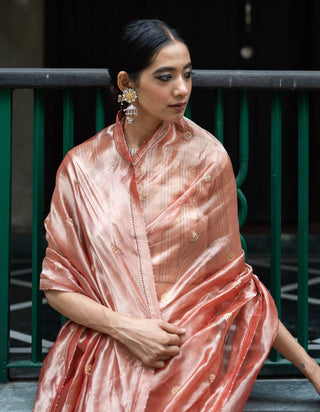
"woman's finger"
160,321,186,336
158,345,180,359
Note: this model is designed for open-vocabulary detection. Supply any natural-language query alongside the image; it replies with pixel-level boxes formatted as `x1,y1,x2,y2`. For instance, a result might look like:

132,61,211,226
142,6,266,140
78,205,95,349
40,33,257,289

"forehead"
148,41,191,71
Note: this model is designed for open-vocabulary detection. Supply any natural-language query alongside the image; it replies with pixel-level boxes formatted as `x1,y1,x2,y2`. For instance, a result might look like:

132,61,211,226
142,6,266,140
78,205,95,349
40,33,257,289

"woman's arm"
272,320,320,394
45,290,185,368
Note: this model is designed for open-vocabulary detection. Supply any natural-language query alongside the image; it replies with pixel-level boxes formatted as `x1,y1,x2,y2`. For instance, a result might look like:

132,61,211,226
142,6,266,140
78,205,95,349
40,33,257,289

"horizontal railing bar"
6,360,43,368
1,69,320,90
8,357,320,371
264,357,320,367
193,70,320,90
0,69,111,89
261,357,320,376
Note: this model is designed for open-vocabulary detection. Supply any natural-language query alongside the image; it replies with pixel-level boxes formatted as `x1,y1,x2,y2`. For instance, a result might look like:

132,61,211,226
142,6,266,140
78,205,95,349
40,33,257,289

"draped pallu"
33,115,278,412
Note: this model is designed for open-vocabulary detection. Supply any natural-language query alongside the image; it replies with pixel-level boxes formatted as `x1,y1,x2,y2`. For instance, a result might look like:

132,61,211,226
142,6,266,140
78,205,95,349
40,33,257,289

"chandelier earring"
118,88,138,124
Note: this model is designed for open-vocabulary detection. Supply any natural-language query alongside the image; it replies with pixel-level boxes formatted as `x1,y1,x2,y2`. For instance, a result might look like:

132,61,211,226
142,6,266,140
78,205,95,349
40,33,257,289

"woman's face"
131,41,192,128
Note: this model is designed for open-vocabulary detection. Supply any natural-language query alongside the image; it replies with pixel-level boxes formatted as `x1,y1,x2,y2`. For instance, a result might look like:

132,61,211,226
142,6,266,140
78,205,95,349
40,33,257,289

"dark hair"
108,19,186,95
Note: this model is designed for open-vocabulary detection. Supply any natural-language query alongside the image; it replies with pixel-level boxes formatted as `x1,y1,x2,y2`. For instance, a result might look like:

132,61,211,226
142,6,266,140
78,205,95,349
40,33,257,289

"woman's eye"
184,70,193,79
157,73,173,82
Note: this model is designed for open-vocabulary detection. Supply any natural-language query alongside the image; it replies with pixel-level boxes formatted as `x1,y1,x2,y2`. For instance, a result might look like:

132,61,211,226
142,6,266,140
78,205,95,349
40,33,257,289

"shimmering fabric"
33,114,278,412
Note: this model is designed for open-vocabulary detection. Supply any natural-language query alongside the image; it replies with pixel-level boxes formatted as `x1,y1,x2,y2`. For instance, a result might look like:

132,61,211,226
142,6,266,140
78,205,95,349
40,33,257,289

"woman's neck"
123,116,162,148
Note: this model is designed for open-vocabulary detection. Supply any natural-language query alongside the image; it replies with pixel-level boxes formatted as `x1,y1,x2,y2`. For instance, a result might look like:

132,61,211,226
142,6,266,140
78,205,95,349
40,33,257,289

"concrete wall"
0,0,44,234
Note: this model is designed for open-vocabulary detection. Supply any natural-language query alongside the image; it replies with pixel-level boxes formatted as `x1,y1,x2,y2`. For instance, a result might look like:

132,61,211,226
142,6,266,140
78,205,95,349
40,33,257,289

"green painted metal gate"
0,69,318,381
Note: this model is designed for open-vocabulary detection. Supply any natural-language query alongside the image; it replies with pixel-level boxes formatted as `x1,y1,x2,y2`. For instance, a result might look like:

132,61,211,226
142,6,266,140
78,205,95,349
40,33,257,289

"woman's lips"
169,102,187,112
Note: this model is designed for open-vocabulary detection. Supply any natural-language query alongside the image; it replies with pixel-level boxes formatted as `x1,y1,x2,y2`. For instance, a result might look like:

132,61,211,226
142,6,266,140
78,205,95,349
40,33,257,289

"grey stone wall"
0,0,44,234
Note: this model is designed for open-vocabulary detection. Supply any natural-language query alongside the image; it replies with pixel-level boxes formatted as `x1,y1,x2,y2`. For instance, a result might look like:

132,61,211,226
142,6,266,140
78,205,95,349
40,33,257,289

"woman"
33,19,320,411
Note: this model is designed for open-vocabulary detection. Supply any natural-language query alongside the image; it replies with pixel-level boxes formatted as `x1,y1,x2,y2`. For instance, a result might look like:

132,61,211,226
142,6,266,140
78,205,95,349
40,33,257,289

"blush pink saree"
33,114,278,411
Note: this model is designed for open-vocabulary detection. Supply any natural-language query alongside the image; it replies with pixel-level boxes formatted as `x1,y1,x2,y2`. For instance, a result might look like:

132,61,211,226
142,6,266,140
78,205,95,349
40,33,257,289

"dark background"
43,0,320,232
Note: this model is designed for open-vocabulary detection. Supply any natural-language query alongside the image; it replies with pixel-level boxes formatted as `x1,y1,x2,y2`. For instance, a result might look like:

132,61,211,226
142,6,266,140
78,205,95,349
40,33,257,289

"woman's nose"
173,78,190,97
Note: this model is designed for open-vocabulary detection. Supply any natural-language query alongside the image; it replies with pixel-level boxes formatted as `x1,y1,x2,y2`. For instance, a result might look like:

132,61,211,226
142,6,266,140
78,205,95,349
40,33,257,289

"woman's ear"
117,71,131,92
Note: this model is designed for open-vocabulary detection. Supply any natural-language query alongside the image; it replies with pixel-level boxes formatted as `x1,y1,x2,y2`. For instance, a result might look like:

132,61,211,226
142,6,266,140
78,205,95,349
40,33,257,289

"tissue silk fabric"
33,115,278,412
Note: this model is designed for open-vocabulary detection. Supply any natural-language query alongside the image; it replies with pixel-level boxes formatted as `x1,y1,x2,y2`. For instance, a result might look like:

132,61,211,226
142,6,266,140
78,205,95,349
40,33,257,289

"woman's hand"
110,315,186,368
44,290,185,369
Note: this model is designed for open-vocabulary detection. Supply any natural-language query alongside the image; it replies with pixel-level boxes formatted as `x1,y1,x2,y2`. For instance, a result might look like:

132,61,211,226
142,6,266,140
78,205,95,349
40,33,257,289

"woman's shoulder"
60,123,116,168
176,117,234,176
54,122,116,183
175,117,226,153
70,122,115,158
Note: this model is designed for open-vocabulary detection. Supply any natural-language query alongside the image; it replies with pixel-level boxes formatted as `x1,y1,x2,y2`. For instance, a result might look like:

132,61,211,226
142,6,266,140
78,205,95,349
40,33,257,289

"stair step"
0,379,319,411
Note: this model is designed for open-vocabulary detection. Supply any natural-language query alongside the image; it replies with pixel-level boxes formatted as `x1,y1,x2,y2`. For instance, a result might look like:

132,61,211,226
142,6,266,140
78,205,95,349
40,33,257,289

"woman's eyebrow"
152,62,192,75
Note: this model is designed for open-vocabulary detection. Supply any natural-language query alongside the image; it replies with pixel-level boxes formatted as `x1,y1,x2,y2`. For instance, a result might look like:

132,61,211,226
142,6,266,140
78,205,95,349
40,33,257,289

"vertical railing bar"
270,91,282,362
63,90,74,156
236,92,249,257
0,89,12,382
95,90,105,133
297,92,309,350
235,91,249,188
270,92,282,310
31,89,45,362
185,97,192,120
214,90,224,143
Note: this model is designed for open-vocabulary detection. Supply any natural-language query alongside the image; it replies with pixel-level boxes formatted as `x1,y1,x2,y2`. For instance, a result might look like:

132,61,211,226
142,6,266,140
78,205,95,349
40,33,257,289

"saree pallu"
33,115,278,411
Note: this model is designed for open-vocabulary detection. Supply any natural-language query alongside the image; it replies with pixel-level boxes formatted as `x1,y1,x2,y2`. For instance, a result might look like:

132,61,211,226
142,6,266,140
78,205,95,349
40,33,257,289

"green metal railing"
0,69,318,381
0,89,12,381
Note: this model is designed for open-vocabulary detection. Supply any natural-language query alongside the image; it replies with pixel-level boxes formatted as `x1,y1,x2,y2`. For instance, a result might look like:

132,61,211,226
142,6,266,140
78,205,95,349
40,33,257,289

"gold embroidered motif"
140,192,148,201
227,251,234,261
74,179,80,186
111,244,121,255
183,131,192,140
204,174,211,182
210,374,216,383
160,292,170,304
235,279,241,288
85,364,93,375
190,231,199,243
224,313,232,323
66,217,73,225
171,386,180,395
91,265,96,272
